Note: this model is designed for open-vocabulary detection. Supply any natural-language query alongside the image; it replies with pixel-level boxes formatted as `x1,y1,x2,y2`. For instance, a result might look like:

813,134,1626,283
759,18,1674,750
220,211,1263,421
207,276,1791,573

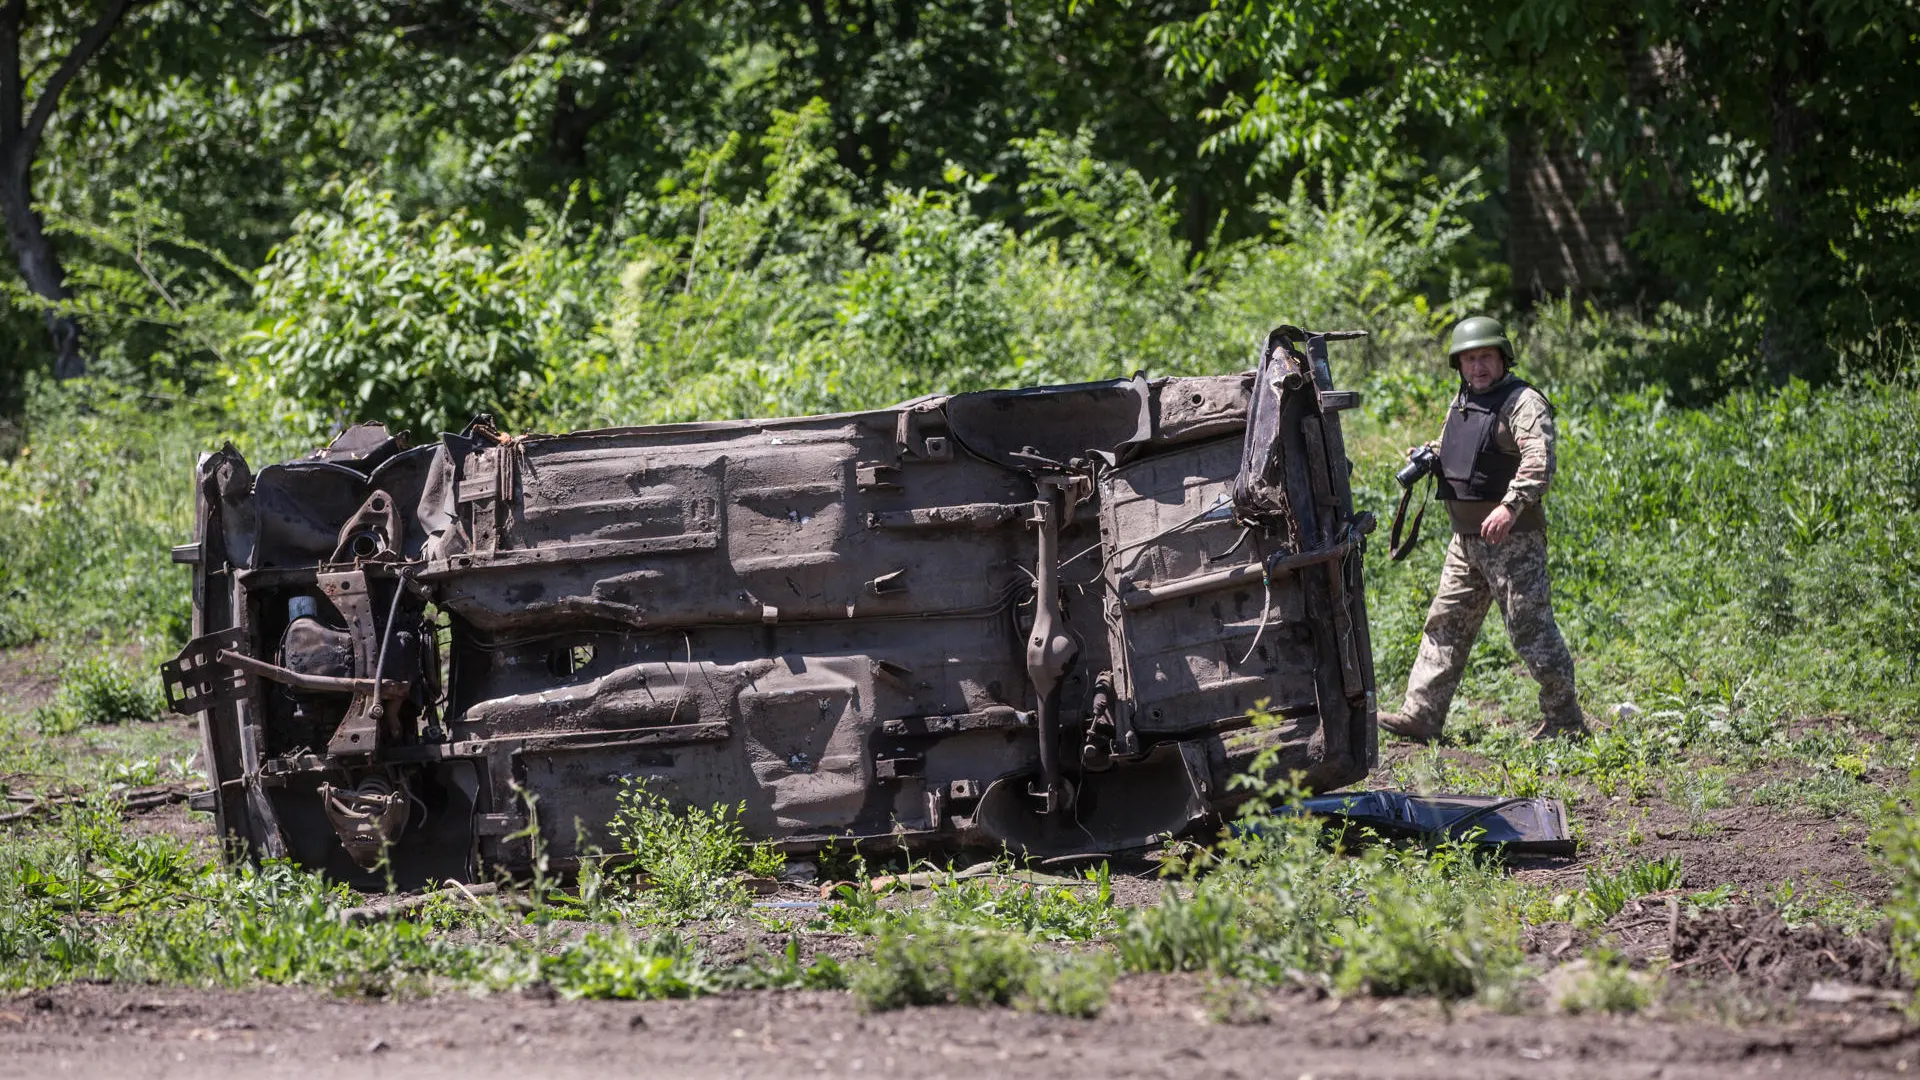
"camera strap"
1388,478,1429,562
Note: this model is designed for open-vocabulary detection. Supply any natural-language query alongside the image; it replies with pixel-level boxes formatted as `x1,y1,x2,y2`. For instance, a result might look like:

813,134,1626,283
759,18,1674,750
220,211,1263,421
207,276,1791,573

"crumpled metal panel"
164,327,1379,885
1290,791,1576,857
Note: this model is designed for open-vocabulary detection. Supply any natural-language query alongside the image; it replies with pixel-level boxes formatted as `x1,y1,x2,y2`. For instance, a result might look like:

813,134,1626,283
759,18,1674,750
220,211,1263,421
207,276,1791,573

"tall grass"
0,383,218,648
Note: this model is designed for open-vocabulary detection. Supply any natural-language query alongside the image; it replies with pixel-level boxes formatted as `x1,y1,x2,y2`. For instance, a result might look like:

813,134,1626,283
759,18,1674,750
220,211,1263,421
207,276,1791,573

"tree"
1150,0,1920,384
0,0,147,378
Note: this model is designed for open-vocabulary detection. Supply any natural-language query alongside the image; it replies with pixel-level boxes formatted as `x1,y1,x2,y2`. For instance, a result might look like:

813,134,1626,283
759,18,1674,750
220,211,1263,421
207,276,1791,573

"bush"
1114,724,1526,1000
1115,885,1247,974
235,177,599,438
32,656,167,734
1874,783,1920,987
1577,856,1684,926
233,104,1489,436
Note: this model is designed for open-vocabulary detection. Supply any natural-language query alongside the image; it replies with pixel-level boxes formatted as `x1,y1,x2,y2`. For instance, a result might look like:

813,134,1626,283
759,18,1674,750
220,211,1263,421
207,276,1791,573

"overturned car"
164,325,1379,885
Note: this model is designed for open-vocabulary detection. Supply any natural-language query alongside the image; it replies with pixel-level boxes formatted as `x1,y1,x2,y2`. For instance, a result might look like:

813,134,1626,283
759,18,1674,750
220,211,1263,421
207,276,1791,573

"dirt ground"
3,974,1917,1080
1377,739,1885,903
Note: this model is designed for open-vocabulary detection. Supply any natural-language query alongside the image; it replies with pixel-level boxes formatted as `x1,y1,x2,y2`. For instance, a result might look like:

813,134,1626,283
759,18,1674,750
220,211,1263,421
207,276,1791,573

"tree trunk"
1760,62,1817,385
0,158,81,378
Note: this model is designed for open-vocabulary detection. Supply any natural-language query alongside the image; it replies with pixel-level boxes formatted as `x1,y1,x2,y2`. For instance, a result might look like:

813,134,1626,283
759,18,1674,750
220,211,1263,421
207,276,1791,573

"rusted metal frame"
879,706,1029,736
189,452,253,850
418,532,719,577
1023,477,1079,815
1301,411,1364,697
317,570,387,757
865,501,1031,530
1117,540,1356,609
1274,368,1351,771
233,573,289,860
1303,331,1377,768
215,649,406,697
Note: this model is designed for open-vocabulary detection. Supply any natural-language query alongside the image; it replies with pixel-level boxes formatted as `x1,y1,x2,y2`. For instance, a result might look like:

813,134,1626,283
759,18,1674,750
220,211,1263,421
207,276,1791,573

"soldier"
1379,316,1589,742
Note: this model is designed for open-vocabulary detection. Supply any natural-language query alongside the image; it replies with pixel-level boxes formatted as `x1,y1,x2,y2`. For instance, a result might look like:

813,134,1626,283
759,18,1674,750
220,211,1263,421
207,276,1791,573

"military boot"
1378,711,1444,743
1530,715,1591,742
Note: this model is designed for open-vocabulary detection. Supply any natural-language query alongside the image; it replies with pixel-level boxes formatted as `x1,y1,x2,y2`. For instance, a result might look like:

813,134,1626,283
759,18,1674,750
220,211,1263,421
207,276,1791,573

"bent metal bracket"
163,325,1380,886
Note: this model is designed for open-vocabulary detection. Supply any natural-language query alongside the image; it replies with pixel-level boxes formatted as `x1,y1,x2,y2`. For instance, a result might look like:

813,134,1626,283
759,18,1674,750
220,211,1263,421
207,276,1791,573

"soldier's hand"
1481,504,1515,544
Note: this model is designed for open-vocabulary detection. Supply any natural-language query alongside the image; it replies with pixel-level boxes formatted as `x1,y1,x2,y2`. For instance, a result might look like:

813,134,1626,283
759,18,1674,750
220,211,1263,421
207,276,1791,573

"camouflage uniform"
1397,376,1582,732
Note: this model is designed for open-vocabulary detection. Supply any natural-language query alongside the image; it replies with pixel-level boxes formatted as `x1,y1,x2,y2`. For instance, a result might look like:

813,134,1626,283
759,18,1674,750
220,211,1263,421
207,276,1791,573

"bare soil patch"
0,643,62,716
1378,737,1885,902
1670,903,1903,991
3,976,1918,1080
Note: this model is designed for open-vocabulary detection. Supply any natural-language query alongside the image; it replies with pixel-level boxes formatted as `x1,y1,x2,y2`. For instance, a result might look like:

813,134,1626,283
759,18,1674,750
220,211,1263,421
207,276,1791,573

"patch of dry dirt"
2,976,1915,1080
1602,801,1880,900
1378,737,1885,902
0,643,62,716
1669,904,1903,991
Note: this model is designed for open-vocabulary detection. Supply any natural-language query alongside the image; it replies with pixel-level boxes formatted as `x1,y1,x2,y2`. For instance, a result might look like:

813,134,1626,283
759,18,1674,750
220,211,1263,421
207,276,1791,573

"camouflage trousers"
1400,530,1580,730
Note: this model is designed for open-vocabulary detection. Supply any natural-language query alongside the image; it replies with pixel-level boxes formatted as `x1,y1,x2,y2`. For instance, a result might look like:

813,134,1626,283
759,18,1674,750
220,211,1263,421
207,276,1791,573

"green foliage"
31,656,166,734
729,936,848,992
525,931,716,1000
236,178,591,437
0,381,215,647
878,863,1115,942
0,793,728,999
1115,885,1247,976
1576,856,1684,926
1115,725,1527,1001
848,914,1112,1016
1555,948,1657,1015
37,191,255,387
1153,0,1920,384
1752,773,1873,820
606,781,783,919
1769,879,1881,935
236,112,1487,435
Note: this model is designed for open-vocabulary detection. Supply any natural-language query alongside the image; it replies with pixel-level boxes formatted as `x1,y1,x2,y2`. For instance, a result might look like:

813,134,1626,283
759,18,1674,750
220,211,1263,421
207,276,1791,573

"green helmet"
1446,315,1514,369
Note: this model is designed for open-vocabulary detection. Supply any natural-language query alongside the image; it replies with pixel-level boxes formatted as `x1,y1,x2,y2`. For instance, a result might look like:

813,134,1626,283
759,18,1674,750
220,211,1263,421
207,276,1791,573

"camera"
1395,445,1439,489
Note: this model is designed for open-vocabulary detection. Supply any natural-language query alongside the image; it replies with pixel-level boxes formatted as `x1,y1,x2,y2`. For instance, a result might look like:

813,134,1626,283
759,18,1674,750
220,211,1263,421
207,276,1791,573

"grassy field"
1,356,1917,1036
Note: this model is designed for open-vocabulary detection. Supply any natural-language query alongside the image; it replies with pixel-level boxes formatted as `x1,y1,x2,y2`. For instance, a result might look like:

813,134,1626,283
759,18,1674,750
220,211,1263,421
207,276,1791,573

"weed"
919,862,1116,940
1555,948,1658,1015
1115,884,1247,975
606,781,783,918
531,931,717,1000
1684,884,1739,911
1876,784,1920,982
849,914,1111,1015
1198,976,1268,1024
1117,720,1529,1001
1578,855,1684,925
31,656,165,734
729,937,848,991
1332,878,1519,999
1769,879,1880,933
1753,772,1872,819
1016,952,1114,1018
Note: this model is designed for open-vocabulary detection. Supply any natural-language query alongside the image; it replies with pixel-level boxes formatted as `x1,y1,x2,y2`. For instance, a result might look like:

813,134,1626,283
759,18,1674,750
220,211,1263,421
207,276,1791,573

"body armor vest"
1437,377,1537,502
